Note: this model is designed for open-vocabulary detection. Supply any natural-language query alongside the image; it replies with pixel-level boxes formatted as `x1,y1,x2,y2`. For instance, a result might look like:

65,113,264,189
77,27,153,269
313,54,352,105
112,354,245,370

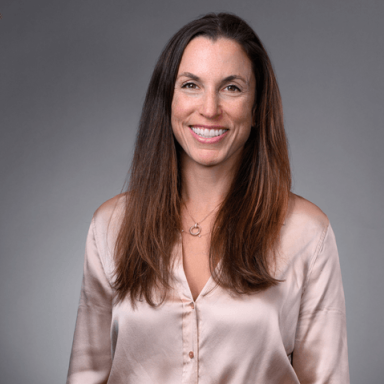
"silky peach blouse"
67,195,349,383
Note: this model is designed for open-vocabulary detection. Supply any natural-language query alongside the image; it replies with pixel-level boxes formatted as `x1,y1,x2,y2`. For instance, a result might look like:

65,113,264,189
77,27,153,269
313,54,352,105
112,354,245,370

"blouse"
66,194,349,383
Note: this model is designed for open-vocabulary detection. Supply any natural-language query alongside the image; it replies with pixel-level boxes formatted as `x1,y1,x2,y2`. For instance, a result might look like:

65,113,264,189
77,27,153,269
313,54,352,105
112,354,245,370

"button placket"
181,298,198,383
190,300,198,383
190,301,196,359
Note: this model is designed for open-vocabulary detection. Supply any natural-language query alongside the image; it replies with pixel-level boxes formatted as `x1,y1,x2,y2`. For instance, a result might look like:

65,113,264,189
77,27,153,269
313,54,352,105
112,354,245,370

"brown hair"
113,13,291,305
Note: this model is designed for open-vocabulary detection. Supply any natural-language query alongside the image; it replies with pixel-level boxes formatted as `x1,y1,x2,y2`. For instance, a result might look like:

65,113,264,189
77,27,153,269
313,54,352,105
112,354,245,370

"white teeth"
191,127,227,138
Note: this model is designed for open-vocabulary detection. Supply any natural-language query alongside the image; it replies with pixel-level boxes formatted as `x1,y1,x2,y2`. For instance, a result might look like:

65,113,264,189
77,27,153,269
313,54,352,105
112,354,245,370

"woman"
67,13,349,383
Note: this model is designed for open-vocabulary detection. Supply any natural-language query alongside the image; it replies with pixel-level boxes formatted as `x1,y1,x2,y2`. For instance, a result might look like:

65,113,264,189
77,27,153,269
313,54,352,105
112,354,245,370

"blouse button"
190,302,195,309
189,351,194,359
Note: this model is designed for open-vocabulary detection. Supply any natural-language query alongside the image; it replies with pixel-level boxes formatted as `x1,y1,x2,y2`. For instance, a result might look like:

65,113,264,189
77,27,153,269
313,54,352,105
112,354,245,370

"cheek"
229,100,253,144
171,96,188,145
171,93,192,124
231,99,254,126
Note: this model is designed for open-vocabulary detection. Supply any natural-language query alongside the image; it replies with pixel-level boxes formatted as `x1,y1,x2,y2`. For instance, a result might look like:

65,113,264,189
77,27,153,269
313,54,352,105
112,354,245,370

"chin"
194,155,226,167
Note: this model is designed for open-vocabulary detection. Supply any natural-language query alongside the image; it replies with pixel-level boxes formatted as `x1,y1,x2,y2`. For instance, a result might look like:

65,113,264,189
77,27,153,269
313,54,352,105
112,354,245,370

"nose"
199,89,222,119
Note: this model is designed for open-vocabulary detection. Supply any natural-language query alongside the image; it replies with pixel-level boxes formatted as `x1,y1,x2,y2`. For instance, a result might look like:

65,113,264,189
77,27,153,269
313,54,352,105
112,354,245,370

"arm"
292,224,350,383
67,217,113,384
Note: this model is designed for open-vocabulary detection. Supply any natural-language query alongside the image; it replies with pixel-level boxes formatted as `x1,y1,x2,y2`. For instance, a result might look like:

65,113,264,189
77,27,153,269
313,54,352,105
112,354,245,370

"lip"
189,125,229,144
192,125,227,129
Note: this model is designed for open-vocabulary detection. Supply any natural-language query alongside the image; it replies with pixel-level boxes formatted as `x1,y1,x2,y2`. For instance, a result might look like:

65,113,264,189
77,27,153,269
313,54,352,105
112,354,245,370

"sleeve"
66,217,114,384
292,223,350,383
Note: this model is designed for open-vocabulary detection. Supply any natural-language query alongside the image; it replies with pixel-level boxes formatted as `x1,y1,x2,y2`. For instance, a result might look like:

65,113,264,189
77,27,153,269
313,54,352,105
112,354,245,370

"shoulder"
89,194,126,275
92,193,127,239
285,193,329,232
93,193,126,224
279,194,330,261
92,192,126,239
276,194,333,278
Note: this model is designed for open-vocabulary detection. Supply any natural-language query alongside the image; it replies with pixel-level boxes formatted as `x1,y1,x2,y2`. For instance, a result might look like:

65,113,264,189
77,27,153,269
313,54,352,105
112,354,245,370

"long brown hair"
113,13,291,305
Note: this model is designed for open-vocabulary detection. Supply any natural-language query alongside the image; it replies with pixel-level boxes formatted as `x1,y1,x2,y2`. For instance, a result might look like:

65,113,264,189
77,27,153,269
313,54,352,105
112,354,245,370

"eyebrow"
177,72,248,85
177,72,200,81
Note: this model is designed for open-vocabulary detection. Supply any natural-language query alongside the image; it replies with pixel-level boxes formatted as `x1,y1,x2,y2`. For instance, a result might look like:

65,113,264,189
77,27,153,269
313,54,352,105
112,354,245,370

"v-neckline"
173,238,220,302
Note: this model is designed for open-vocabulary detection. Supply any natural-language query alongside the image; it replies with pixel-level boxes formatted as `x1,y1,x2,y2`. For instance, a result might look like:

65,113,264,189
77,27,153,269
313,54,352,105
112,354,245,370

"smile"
191,127,228,138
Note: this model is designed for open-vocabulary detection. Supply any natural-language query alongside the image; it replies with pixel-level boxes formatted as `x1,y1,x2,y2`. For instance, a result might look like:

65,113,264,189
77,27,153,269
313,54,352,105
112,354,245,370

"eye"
225,84,241,92
182,82,199,90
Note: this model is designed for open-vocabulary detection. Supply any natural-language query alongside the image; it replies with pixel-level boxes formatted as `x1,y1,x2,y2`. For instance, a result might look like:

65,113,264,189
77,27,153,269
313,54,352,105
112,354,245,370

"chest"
109,277,302,383
180,232,212,301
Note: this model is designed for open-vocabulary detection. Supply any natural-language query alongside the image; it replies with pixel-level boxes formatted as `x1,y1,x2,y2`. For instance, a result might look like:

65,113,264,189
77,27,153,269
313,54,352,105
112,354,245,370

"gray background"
1,0,383,383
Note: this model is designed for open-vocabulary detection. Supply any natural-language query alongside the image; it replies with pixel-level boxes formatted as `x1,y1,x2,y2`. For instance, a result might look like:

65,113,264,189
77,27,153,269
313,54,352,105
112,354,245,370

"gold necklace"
181,201,220,238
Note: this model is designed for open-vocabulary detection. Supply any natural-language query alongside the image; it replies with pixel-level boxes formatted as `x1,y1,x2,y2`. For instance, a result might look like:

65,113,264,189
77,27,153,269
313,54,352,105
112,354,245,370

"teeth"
191,127,227,138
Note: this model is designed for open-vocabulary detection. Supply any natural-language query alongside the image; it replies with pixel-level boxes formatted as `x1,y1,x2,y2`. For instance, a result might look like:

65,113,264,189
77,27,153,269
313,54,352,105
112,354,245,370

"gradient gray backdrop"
1,1,383,383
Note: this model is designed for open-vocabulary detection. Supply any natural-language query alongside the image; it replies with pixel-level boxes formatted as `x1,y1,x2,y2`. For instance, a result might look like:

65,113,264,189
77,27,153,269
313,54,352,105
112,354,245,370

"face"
171,37,255,170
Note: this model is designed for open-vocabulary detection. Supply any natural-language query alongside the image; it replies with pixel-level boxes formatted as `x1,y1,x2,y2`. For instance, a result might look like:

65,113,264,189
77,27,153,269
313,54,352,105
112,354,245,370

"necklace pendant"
189,223,202,237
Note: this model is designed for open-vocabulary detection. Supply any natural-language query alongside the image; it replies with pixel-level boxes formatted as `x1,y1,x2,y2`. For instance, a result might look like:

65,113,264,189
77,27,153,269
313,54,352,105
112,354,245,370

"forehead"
177,36,253,79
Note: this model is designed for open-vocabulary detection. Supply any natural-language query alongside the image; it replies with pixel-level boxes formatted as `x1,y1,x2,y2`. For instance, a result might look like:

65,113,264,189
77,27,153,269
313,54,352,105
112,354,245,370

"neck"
180,153,238,212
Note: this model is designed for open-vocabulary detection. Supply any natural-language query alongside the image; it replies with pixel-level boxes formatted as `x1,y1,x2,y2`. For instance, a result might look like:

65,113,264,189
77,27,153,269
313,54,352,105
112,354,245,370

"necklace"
181,201,220,238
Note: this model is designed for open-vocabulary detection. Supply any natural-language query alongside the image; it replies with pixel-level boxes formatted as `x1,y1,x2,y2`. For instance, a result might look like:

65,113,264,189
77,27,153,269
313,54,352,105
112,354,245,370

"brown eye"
182,82,198,89
225,85,241,92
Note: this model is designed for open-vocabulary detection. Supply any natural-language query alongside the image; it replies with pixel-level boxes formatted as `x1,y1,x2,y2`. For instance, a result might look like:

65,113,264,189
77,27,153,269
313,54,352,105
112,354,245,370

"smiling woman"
172,37,255,169
67,12,349,384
